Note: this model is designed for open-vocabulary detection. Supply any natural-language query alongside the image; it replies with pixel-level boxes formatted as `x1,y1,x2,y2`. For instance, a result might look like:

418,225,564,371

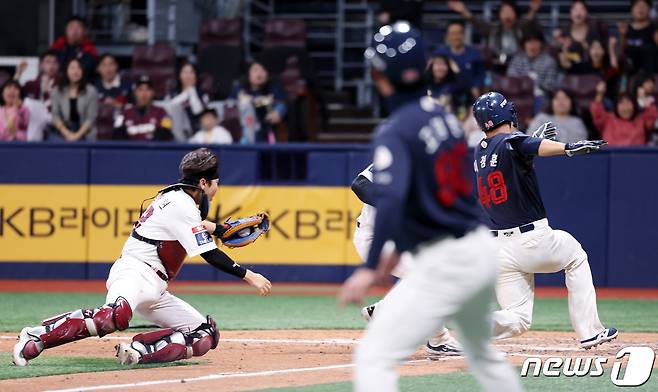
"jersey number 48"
477,171,508,208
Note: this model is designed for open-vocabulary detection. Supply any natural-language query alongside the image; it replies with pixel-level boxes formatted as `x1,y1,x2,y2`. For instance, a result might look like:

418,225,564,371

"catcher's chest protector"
158,241,187,280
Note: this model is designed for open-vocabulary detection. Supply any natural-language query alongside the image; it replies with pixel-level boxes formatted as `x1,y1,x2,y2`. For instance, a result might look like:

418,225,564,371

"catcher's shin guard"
27,297,132,354
120,315,220,364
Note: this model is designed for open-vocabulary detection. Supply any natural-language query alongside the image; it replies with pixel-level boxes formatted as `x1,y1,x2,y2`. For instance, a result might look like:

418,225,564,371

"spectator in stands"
229,61,287,144
95,54,131,108
188,108,233,145
527,89,588,143
433,20,485,99
50,16,98,77
427,55,472,120
114,76,173,141
642,27,658,73
14,51,59,141
561,38,621,105
15,51,59,107
591,81,658,145
618,0,656,73
552,0,608,70
447,0,543,71
635,73,656,111
507,31,561,110
49,58,98,142
167,62,209,139
0,80,29,142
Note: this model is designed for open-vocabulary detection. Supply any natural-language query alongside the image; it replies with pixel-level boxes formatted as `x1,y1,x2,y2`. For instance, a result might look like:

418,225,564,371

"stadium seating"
264,18,306,48
129,43,176,98
199,18,243,50
492,75,535,130
560,74,603,114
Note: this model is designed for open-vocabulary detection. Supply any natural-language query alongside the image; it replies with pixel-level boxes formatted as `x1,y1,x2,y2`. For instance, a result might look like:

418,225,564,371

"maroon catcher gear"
127,315,220,364
157,240,187,280
38,297,132,349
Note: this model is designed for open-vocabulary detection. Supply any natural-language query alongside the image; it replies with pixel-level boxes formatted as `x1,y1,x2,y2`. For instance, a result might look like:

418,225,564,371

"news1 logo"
521,346,656,387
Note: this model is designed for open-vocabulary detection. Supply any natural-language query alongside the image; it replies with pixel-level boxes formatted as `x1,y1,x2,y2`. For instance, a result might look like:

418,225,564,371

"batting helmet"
364,21,426,88
472,92,518,132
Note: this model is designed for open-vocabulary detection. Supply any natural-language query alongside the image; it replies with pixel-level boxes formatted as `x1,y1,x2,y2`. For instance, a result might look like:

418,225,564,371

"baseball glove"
219,213,270,248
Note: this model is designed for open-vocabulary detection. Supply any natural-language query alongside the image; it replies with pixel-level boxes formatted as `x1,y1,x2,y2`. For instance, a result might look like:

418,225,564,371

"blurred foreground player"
13,148,272,366
351,164,462,357
472,92,617,348
339,22,522,392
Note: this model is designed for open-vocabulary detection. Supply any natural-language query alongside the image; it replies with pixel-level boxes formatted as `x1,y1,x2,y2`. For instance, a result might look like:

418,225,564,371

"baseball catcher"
13,148,272,366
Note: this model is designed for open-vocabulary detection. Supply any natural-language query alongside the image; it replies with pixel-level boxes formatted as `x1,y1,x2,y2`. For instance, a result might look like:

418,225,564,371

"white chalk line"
40,359,436,392
2,335,641,352
0,333,633,392
0,335,358,345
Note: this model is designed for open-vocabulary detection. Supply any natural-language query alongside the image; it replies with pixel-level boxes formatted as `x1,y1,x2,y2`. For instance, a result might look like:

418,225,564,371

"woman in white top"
167,62,210,140
188,108,233,145
527,88,589,143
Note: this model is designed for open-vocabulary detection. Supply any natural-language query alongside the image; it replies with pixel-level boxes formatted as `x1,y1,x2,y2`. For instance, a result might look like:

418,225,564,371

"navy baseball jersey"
365,96,484,269
474,132,546,229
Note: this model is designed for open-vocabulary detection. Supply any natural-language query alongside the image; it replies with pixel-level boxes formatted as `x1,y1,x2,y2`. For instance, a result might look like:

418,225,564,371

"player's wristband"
212,222,229,237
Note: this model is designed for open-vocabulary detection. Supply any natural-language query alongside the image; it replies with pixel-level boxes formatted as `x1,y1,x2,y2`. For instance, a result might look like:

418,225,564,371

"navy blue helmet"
472,92,518,132
364,21,426,87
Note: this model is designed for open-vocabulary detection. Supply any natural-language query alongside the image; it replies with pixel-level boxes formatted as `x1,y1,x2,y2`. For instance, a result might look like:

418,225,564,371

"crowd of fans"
431,0,658,146
3,1,658,146
0,16,288,144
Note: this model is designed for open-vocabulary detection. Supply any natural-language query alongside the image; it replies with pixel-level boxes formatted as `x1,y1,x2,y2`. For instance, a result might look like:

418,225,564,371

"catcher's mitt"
220,213,269,248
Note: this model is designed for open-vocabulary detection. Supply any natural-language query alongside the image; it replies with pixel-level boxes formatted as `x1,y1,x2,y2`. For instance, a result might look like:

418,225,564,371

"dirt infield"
1,330,656,392
2,280,658,299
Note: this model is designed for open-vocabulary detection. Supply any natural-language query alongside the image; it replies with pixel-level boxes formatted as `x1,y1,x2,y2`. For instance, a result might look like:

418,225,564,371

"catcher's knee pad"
188,315,220,357
37,297,132,349
89,296,133,337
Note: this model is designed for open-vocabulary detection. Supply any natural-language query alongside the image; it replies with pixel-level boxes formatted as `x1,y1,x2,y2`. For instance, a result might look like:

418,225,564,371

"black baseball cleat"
425,340,463,358
580,327,618,349
360,304,376,321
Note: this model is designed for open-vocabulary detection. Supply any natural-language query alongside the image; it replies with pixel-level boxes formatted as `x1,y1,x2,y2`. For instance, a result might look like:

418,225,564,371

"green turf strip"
251,369,658,392
0,293,656,332
0,352,196,380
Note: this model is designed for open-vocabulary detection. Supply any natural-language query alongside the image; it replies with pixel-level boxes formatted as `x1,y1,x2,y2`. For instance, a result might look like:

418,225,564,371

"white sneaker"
115,342,141,365
425,333,463,358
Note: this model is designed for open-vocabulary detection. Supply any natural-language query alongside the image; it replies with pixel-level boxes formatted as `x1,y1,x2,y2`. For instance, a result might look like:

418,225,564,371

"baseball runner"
339,22,522,392
472,92,617,348
13,148,272,366
351,164,462,356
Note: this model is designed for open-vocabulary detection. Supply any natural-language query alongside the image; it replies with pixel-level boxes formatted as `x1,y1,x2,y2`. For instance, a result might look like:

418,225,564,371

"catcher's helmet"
472,92,518,132
364,21,426,88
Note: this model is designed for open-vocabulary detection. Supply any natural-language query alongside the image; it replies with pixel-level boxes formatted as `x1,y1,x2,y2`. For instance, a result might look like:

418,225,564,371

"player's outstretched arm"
538,139,607,157
200,249,272,296
243,270,272,296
